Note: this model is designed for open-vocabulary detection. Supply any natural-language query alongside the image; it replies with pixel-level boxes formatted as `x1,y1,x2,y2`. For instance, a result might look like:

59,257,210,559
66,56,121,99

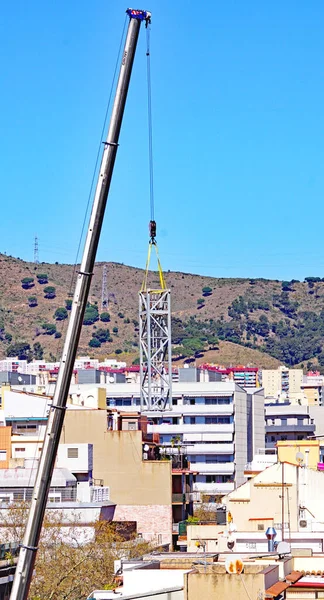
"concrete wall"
252,389,265,456
234,387,248,486
113,504,172,545
184,568,268,600
0,427,11,469
277,440,319,468
61,410,172,544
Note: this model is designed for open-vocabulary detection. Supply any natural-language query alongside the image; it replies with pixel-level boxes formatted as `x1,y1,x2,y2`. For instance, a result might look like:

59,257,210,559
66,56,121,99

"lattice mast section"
139,229,172,410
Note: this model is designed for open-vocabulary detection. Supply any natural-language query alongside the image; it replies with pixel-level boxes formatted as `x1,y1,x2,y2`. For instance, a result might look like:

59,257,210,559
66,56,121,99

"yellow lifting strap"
141,241,167,292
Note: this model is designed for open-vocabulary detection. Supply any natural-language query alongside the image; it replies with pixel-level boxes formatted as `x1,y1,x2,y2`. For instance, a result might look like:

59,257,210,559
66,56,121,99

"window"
15,448,26,452
127,422,136,431
67,447,78,459
0,451,7,462
257,524,265,531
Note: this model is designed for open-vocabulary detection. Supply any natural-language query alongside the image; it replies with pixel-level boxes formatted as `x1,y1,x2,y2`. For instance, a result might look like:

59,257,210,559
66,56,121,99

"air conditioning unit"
299,519,307,528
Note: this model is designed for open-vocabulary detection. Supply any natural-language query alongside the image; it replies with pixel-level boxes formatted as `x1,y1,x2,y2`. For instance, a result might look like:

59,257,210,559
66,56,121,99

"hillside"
0,254,323,370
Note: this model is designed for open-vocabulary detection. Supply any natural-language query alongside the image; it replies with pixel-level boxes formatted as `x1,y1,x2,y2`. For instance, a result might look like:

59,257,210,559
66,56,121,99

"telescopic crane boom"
10,9,151,600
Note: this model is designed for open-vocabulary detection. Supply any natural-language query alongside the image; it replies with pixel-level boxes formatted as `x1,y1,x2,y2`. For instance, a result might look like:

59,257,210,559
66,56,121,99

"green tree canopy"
42,323,57,335
36,273,48,284
100,312,110,322
89,338,101,348
83,304,99,325
7,342,31,360
21,277,34,289
44,286,56,299
65,299,72,310
54,307,68,321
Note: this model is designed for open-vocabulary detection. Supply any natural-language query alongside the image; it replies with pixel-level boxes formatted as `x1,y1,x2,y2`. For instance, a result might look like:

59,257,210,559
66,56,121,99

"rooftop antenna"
34,235,39,264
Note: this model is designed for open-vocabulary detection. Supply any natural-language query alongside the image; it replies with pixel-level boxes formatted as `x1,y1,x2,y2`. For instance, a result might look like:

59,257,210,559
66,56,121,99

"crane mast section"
139,289,172,411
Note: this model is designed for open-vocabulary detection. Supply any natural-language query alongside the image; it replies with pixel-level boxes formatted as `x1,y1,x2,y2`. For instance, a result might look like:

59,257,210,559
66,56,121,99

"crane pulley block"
149,219,156,243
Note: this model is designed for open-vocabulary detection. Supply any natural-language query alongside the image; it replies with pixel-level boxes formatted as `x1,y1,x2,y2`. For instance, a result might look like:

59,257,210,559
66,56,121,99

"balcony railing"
172,493,189,503
91,486,110,503
193,482,235,494
190,462,235,474
149,424,234,434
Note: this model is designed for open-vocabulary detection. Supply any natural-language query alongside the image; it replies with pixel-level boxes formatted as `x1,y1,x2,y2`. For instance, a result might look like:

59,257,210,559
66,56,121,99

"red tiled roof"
265,581,289,597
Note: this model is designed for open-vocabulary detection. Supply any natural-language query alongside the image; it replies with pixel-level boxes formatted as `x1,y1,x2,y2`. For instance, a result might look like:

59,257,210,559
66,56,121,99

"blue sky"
1,1,324,280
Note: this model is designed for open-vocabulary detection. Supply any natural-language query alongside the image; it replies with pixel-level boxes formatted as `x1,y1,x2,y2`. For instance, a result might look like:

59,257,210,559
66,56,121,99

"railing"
172,493,186,503
91,486,110,503
0,486,77,503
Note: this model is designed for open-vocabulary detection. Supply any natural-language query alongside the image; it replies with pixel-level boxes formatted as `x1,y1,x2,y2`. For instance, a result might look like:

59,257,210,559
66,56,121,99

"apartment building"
105,381,265,499
265,403,315,448
262,366,304,403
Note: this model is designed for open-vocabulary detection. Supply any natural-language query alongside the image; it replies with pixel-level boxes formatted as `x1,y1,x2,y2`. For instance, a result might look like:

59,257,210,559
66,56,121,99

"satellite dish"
225,555,244,575
143,444,149,452
276,541,291,557
296,452,304,465
17,376,22,382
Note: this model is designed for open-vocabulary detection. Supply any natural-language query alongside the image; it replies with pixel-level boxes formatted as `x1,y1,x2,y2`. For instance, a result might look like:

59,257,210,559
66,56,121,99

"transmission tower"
101,264,109,311
139,288,172,411
34,235,39,264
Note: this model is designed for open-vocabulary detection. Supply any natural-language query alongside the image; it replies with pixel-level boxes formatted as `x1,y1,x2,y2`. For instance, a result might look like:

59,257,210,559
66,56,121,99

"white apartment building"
105,381,265,499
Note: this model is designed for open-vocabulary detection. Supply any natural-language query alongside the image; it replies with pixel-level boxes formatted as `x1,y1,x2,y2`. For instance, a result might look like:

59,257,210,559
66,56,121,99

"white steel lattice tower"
101,264,108,311
139,288,172,410
34,235,39,264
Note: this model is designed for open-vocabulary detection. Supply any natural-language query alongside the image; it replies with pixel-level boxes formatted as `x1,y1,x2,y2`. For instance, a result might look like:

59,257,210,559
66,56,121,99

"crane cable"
141,23,166,292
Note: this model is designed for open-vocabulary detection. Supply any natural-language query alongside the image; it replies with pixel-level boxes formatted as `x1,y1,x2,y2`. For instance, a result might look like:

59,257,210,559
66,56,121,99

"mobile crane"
10,9,151,600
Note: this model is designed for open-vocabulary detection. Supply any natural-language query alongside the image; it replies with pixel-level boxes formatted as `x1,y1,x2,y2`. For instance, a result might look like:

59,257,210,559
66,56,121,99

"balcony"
149,423,234,435
183,432,233,443
165,405,234,415
172,493,188,503
193,482,235,494
185,443,234,454
265,424,315,433
91,486,110,503
191,462,235,474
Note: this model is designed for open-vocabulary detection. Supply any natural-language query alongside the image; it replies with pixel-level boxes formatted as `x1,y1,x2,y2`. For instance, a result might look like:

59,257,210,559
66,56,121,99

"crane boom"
10,9,151,600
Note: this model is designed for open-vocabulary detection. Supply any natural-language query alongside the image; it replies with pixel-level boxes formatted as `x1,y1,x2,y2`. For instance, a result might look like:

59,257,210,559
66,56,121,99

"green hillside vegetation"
0,254,324,369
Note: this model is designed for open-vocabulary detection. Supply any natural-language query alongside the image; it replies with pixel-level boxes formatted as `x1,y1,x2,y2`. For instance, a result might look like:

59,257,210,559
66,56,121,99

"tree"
42,323,57,335
33,342,44,360
7,342,31,360
65,299,72,311
21,277,34,289
83,304,99,325
55,331,62,339
44,286,56,299
197,298,205,308
3,503,154,600
89,338,101,348
202,286,212,297
115,348,122,354
5,332,12,343
28,296,38,307
118,312,124,319
92,328,110,343
36,273,48,284
113,326,118,334
100,312,110,322
54,307,68,321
